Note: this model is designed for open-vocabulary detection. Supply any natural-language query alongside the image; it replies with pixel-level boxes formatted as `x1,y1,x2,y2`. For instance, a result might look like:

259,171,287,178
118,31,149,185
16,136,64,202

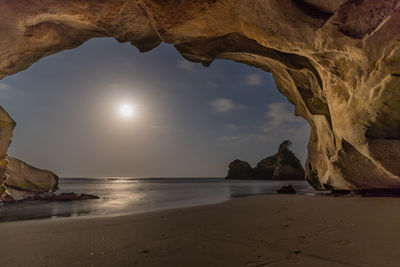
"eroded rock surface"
0,156,100,202
1,157,59,202
0,0,400,190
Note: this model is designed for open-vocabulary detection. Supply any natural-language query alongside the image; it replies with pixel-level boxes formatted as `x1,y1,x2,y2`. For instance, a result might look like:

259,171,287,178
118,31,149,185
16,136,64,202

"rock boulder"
277,185,297,194
0,157,59,202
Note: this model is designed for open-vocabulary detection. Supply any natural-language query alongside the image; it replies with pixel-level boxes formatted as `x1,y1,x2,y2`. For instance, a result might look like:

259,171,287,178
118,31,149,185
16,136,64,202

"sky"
0,38,309,178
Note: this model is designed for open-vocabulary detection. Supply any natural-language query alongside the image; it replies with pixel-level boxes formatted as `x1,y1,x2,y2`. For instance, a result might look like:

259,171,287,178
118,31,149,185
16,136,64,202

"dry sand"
0,195,399,267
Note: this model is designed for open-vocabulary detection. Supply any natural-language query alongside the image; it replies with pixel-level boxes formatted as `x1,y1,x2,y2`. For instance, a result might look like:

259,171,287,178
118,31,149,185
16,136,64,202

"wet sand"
0,195,399,267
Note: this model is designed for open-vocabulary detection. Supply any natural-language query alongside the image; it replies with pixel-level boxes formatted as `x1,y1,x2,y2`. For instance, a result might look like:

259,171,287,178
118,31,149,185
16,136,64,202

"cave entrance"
1,37,309,179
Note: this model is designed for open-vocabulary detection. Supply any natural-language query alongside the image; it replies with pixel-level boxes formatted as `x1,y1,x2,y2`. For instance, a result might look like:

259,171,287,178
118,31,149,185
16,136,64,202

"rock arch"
1,0,399,190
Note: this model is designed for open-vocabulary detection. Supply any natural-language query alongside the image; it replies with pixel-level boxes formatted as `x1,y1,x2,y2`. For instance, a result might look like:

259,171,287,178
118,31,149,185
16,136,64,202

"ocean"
0,178,316,222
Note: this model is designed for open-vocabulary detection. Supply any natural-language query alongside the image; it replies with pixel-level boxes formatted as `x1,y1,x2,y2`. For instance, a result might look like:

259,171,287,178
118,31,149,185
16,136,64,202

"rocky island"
226,140,305,180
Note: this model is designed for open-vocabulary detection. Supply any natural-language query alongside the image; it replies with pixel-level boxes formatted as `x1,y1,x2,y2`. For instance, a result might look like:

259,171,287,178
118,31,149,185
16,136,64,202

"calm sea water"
0,178,316,222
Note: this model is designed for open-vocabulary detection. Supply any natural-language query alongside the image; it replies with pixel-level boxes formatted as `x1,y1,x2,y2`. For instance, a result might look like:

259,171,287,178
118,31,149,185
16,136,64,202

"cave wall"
1,0,399,190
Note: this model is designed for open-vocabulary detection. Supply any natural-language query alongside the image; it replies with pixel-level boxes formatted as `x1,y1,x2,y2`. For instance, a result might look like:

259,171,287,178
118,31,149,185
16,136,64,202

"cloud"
219,134,257,143
264,102,300,126
261,102,309,140
210,98,245,112
259,124,309,140
244,74,262,86
224,124,243,130
0,83,10,90
177,59,197,72
219,103,308,142
0,83,11,99
219,135,241,142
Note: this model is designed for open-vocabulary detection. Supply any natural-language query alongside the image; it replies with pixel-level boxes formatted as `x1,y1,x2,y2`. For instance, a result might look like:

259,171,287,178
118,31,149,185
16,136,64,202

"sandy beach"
1,195,399,267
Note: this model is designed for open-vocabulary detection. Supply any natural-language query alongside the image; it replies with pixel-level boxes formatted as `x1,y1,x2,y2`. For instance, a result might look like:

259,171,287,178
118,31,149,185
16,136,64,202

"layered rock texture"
0,0,400,190
0,107,60,201
226,141,305,180
1,156,59,202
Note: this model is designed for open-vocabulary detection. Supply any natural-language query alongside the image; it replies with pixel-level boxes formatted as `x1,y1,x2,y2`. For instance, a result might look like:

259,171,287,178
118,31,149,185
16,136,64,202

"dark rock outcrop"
31,193,100,202
226,141,305,180
2,192,100,203
226,160,254,179
0,1,400,190
277,185,297,194
254,141,305,180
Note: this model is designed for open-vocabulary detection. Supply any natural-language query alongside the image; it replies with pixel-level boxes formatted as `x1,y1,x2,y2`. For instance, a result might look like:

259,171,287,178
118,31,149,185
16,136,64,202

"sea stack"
226,140,305,180
227,160,254,180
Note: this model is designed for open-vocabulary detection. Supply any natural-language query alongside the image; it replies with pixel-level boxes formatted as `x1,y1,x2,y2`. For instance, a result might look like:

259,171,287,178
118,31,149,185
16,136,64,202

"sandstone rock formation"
1,156,59,202
226,141,305,180
0,156,100,202
0,0,399,190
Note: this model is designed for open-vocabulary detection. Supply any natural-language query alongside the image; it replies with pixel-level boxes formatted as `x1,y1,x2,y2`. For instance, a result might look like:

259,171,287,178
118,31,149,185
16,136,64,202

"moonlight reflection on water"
0,178,315,222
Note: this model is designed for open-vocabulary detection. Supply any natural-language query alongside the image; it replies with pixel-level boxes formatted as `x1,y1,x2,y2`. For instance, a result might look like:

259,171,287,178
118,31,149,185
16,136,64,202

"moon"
118,104,135,118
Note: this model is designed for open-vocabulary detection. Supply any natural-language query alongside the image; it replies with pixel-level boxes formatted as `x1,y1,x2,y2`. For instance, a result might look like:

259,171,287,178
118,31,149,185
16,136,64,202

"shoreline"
0,178,316,223
0,195,234,224
1,194,399,266
0,191,318,223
